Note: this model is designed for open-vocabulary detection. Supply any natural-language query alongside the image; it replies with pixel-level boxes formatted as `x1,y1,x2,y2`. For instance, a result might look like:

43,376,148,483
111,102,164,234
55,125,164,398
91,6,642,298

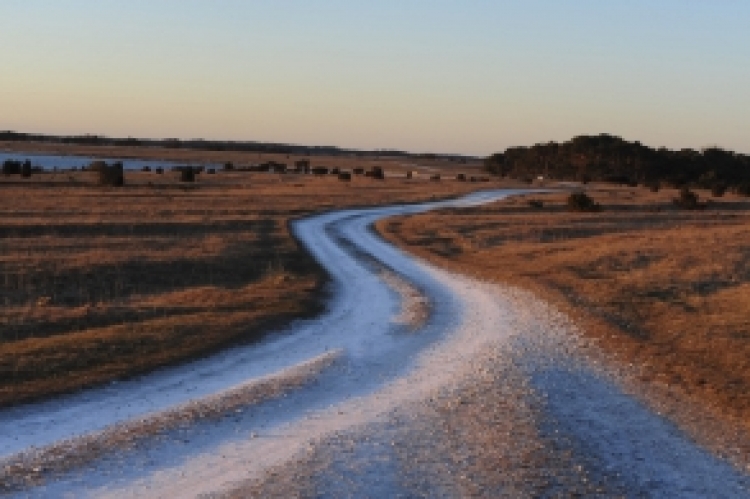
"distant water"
0,151,216,171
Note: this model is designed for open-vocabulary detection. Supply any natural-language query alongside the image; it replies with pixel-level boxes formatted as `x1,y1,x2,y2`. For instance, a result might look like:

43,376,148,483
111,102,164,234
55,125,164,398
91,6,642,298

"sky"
2,1,749,156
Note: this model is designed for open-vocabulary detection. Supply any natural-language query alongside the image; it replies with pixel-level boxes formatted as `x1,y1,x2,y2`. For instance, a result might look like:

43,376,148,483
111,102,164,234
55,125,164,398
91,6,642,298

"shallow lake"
0,151,215,171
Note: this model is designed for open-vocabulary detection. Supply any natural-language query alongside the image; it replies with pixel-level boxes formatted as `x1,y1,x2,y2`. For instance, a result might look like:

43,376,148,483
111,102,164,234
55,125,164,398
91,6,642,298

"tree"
21,160,32,178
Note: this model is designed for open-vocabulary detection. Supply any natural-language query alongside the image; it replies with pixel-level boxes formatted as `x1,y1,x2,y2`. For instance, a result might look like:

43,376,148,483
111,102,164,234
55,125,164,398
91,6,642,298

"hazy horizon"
3,1,749,156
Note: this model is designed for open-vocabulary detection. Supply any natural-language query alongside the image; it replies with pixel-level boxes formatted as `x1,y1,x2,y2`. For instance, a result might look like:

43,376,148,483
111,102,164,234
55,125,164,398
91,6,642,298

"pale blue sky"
2,1,748,155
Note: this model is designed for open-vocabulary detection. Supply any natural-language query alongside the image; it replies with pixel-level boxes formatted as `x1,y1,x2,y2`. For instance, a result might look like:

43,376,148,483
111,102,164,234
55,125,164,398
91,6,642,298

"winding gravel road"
1,189,749,498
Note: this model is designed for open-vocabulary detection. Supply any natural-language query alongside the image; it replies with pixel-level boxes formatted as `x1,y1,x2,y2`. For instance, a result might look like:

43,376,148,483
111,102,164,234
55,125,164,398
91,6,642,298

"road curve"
2,189,749,497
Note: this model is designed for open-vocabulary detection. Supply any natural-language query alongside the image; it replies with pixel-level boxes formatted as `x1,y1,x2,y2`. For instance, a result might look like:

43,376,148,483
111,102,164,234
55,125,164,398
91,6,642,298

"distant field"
0,140,478,173
0,160,492,408
379,185,750,425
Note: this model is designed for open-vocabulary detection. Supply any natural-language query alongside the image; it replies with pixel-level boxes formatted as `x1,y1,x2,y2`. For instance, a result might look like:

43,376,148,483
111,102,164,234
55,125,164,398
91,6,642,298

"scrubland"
379,185,750,424
6,143,749,432
0,162,485,407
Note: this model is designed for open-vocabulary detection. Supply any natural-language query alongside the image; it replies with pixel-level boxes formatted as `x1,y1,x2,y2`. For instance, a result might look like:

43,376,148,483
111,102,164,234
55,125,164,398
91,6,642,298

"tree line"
484,134,750,193
0,131,469,162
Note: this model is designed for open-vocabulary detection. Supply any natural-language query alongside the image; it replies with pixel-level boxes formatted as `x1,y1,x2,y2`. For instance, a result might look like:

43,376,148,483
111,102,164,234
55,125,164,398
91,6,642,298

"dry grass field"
379,185,750,424
0,159,488,408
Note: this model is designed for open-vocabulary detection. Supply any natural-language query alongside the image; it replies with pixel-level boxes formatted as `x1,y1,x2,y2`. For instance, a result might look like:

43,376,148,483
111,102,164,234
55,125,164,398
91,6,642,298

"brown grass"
0,160,491,408
378,185,750,425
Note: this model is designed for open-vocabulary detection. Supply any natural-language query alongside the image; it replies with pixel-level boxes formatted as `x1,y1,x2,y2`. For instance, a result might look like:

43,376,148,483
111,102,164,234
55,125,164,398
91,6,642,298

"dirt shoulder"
377,184,750,430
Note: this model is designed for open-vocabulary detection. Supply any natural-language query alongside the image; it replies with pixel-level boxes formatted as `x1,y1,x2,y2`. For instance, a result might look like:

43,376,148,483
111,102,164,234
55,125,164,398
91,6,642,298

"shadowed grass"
0,165,492,407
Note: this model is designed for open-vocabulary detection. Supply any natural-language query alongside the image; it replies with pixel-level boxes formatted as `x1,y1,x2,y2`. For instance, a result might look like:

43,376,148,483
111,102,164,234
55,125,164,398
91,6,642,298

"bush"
604,174,631,185
97,162,124,187
3,160,22,175
21,161,32,178
294,160,310,173
180,166,196,182
88,160,107,173
711,184,727,197
673,188,705,210
567,192,600,212
528,199,544,209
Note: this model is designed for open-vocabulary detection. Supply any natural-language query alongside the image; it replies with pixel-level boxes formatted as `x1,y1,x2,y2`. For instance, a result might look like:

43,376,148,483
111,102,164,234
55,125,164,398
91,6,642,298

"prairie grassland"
0,167,488,407
379,186,750,423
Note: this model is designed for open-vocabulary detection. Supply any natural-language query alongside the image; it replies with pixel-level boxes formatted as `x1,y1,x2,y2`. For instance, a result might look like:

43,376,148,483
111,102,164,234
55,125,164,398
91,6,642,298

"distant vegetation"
3,159,32,176
89,161,124,186
485,134,750,192
566,192,600,212
0,130,475,162
673,187,706,210
179,166,196,182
